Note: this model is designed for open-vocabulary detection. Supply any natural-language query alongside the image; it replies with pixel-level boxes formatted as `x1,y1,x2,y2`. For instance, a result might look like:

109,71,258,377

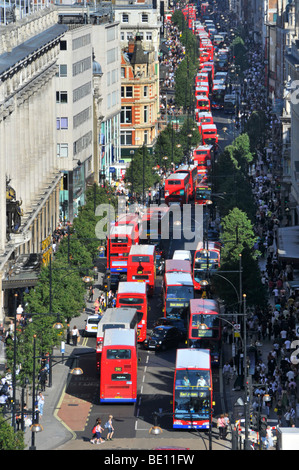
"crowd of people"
213,9,299,443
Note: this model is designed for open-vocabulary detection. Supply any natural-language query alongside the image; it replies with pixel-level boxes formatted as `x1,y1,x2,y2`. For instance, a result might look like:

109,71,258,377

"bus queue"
95,2,227,430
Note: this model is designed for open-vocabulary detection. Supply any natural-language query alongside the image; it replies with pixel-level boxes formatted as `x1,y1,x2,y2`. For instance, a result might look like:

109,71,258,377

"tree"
125,145,159,196
24,258,85,322
221,207,258,264
0,413,25,450
231,36,248,73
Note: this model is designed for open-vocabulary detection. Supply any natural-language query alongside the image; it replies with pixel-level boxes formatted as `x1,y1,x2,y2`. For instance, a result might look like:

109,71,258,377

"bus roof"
129,244,155,255
165,272,193,285
98,307,138,325
175,348,211,369
165,172,189,181
118,281,147,294
194,144,213,151
195,240,221,251
175,164,197,172
103,328,136,348
116,213,139,225
109,225,133,236
201,124,217,130
142,205,169,221
190,298,219,313
165,259,191,273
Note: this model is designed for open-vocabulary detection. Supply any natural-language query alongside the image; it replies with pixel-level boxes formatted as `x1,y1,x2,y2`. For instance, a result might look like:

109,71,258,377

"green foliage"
231,36,248,72
154,121,200,167
175,55,197,109
24,258,85,322
213,135,256,220
125,145,159,195
221,207,258,264
0,413,25,450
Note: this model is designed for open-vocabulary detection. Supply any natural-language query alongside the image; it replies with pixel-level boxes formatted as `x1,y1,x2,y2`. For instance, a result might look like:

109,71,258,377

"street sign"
109,167,116,173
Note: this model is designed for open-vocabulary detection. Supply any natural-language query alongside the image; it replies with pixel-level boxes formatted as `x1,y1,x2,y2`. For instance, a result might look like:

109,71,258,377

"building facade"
56,24,94,222
0,7,65,321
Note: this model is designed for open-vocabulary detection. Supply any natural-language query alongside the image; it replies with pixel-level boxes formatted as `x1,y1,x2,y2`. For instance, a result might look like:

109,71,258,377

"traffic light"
260,415,267,434
250,412,258,431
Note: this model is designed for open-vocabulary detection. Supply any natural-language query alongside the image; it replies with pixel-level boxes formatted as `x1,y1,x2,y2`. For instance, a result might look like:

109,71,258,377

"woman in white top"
71,326,80,346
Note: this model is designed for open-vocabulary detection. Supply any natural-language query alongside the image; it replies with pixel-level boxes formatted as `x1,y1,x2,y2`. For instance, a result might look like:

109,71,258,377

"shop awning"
277,225,299,265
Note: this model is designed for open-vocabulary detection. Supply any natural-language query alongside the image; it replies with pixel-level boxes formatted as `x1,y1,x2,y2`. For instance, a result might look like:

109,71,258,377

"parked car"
154,317,187,340
143,325,181,351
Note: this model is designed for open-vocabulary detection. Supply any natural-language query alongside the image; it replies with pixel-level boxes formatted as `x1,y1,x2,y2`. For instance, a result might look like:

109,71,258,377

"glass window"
60,117,68,129
120,131,132,145
57,143,68,158
122,13,129,22
107,349,131,359
131,255,150,263
121,106,132,124
141,13,148,22
59,64,67,77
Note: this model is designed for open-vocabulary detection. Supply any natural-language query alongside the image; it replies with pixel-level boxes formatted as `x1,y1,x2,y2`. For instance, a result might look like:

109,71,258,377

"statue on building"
6,177,23,236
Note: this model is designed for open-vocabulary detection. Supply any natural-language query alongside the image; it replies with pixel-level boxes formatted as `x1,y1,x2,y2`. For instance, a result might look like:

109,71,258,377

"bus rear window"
131,256,150,263
103,324,126,331
119,297,144,305
107,349,131,359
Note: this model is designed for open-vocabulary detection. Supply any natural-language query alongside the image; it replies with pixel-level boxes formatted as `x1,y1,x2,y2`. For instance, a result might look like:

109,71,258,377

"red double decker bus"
165,259,192,275
164,172,190,207
201,123,218,148
127,245,156,296
192,145,213,179
163,272,194,320
187,299,221,364
115,213,140,243
196,95,211,113
107,224,136,273
116,281,148,342
139,205,169,242
194,182,212,205
173,348,213,429
100,328,137,403
174,165,197,200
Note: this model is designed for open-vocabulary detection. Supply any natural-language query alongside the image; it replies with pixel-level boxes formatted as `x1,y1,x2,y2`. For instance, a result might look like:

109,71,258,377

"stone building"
0,7,66,321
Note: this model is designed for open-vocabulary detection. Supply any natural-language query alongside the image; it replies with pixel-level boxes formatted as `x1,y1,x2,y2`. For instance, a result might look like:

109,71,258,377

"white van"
172,250,192,263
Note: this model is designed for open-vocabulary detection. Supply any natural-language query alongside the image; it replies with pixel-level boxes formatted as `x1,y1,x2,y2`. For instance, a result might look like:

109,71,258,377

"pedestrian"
94,298,100,315
223,362,232,384
88,285,94,302
38,366,48,391
90,419,105,444
217,414,225,440
266,426,274,449
37,392,45,418
71,325,80,346
223,413,230,439
105,415,114,440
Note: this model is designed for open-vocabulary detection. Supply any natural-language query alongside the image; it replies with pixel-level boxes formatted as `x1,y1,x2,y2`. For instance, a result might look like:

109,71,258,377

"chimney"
128,38,135,53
